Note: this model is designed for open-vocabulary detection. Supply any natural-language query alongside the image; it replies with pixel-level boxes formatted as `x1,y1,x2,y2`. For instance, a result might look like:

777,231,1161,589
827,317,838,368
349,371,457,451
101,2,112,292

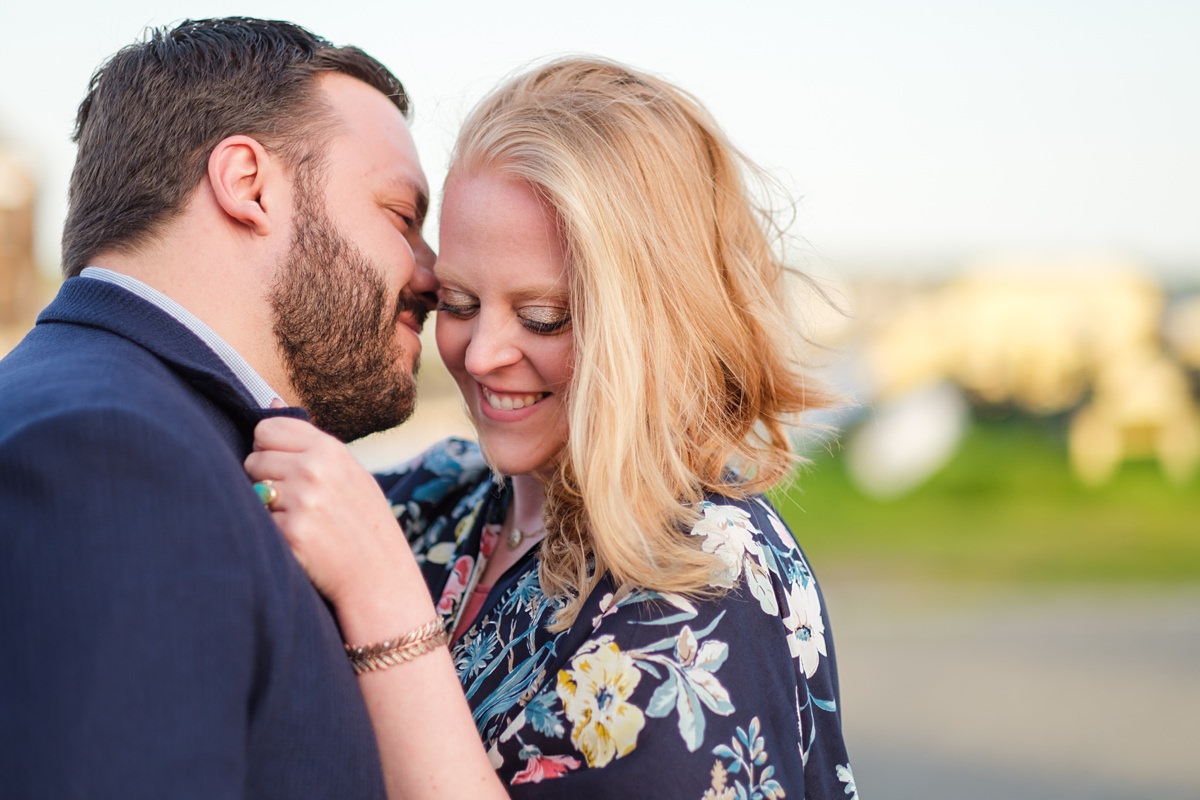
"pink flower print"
436,554,475,615
480,523,502,559
511,751,582,784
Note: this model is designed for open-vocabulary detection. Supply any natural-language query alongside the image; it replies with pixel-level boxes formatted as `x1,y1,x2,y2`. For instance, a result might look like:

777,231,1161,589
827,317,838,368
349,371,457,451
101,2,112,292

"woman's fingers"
243,415,407,606
252,415,334,453
246,421,352,497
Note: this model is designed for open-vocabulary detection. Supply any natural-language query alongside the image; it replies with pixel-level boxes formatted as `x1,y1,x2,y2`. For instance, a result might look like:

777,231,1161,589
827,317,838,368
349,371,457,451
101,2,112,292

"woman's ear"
207,135,276,235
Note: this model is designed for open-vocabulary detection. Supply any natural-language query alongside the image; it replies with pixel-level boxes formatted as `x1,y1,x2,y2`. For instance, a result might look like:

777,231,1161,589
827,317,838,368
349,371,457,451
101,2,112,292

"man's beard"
270,177,423,442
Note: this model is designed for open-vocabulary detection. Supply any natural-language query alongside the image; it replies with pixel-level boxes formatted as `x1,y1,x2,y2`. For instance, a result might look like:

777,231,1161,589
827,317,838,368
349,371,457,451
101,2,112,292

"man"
0,18,435,796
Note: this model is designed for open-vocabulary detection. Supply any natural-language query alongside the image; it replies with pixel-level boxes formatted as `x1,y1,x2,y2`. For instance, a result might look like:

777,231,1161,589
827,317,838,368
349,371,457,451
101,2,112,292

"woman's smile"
480,385,549,412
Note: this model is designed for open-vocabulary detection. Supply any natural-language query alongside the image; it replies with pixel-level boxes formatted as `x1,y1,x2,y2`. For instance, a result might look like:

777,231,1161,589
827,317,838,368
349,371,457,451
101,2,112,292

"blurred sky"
1,0,1198,280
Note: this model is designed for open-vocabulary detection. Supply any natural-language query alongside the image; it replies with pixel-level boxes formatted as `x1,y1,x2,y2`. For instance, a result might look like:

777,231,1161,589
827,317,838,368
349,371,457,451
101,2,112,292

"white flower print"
691,504,778,615
836,763,858,799
782,579,827,678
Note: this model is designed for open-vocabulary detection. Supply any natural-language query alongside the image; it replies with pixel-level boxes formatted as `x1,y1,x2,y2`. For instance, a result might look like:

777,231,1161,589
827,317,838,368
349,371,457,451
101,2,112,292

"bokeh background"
2,2,1197,798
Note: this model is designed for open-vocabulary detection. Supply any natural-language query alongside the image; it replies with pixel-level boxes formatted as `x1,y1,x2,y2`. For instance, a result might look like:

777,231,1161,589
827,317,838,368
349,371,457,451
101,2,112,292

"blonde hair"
449,57,835,627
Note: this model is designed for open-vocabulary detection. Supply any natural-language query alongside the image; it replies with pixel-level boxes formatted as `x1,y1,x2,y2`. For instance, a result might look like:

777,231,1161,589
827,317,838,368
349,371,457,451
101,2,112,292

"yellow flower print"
453,506,479,543
556,638,646,767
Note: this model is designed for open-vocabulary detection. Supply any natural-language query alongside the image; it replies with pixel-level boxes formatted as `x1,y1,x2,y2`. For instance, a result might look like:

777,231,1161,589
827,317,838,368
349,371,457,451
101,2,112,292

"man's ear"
207,135,278,235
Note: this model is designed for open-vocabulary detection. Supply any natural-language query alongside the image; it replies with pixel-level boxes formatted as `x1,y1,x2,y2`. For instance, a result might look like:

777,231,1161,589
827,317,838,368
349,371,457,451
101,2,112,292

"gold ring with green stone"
254,479,279,508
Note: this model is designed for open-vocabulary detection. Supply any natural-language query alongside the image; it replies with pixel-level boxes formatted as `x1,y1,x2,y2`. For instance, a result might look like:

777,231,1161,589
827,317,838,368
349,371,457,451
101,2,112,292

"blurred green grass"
772,418,1200,585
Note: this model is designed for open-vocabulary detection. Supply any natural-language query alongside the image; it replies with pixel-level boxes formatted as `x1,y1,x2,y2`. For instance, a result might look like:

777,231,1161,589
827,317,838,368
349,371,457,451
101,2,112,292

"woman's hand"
243,417,412,614
247,420,507,798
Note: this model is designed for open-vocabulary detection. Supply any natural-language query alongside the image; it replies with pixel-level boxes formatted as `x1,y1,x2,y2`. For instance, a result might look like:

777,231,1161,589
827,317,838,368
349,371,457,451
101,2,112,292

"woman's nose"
463,317,522,377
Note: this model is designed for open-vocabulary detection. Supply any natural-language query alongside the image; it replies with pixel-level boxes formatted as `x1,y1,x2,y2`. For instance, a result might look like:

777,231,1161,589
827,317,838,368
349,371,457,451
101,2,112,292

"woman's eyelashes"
436,296,478,319
518,306,571,335
435,292,570,335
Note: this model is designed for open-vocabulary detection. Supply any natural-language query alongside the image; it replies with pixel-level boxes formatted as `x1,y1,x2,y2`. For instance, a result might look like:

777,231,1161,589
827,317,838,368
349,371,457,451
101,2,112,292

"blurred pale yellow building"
0,148,36,309
0,146,37,338
861,260,1200,486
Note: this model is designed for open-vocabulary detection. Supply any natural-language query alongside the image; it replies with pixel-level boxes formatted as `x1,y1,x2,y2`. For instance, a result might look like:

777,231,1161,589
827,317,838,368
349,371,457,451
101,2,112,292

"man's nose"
411,236,438,310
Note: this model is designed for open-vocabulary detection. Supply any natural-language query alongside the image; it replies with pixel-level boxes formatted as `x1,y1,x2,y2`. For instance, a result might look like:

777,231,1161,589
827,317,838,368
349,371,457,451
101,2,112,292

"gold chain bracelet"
344,618,448,675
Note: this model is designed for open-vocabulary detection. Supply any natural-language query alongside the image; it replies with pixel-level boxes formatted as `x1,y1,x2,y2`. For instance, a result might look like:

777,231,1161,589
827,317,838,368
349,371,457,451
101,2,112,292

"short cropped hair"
449,57,836,627
61,17,409,277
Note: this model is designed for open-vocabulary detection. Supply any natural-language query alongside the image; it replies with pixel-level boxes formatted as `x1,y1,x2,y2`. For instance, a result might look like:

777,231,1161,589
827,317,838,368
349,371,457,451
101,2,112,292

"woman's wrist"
344,617,449,674
332,566,439,645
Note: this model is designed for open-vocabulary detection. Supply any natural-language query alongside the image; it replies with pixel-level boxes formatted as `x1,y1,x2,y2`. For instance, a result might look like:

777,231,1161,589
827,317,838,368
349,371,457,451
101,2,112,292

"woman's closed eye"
436,290,479,319
518,306,571,335
436,289,570,335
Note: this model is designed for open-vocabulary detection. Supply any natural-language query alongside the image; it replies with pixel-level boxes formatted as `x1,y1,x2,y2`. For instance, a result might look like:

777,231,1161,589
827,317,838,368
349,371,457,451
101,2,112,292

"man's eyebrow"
388,177,429,223
413,184,429,223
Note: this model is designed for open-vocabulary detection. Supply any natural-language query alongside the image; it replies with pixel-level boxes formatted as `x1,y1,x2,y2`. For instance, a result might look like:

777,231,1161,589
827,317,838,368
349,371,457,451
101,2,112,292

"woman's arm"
244,417,507,799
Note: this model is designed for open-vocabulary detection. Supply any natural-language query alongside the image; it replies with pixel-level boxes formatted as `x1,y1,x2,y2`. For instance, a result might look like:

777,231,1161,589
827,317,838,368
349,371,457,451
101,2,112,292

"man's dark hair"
61,17,410,277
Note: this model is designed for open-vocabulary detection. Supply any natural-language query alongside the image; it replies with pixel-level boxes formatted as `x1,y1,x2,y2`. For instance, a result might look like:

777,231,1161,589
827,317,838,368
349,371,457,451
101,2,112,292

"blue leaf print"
675,678,707,751
508,568,544,609
611,590,700,627
469,639,552,715
711,717,786,800
713,744,738,761
410,476,458,503
638,660,663,680
407,443,472,503
454,630,499,679
646,670,678,718
636,609,725,656
523,692,565,739
737,723,754,751
813,696,838,713
757,537,782,576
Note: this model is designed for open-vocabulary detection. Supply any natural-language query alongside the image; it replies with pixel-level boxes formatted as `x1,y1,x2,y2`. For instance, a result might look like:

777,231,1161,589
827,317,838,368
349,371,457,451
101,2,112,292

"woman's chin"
474,436,562,480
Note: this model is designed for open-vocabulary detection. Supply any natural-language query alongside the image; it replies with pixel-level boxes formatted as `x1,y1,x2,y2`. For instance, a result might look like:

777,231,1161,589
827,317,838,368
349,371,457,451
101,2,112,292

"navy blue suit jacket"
0,278,385,798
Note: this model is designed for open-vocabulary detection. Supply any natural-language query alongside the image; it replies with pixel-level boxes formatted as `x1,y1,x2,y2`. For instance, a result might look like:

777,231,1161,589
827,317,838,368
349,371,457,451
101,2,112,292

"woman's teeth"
482,387,545,411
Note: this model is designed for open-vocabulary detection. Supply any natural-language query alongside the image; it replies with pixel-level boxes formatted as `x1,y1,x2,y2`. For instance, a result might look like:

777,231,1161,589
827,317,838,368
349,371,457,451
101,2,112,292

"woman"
246,57,856,799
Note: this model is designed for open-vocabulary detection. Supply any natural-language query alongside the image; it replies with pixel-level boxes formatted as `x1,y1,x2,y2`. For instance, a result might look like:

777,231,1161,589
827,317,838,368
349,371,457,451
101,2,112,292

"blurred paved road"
822,577,1200,800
